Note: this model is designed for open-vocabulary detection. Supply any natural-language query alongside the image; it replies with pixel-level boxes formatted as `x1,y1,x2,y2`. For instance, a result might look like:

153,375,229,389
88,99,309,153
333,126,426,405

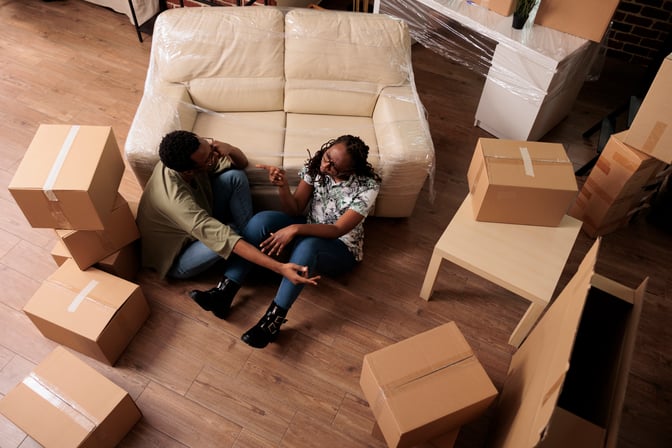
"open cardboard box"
489,240,646,447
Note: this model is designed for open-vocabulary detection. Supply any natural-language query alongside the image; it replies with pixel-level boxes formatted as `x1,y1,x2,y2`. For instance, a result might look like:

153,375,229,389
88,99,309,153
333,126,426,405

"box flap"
479,139,575,191
491,239,600,448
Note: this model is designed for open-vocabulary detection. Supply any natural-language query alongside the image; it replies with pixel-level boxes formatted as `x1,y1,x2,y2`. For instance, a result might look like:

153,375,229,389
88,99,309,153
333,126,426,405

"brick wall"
609,0,672,66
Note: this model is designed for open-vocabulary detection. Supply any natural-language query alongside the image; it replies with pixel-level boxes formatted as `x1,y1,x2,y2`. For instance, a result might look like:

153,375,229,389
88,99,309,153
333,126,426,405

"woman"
241,134,381,348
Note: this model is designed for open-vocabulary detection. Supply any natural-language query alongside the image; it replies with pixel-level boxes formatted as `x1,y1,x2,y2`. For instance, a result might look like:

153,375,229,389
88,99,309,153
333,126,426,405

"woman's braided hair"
304,135,381,184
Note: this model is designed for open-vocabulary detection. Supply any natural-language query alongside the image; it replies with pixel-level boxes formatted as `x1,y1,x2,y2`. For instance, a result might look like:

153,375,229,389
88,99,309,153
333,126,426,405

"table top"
435,195,582,303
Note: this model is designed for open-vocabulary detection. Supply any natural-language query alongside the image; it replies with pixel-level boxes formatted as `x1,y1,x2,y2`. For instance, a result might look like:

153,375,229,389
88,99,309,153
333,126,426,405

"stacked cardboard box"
569,131,668,237
360,322,498,448
8,124,148,365
467,138,578,226
534,0,621,43
0,347,142,448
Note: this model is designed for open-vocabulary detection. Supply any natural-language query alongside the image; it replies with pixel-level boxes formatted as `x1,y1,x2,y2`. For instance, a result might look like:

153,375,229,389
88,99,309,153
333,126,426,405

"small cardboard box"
489,240,646,448
360,322,498,448
470,0,515,17
623,54,672,164
56,194,140,270
534,0,620,42
51,239,141,281
0,346,141,448
8,125,125,230
569,132,668,237
467,138,578,226
23,259,150,365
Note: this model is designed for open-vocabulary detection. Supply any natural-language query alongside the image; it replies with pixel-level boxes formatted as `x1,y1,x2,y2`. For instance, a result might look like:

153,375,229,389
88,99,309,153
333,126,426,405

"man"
137,130,318,318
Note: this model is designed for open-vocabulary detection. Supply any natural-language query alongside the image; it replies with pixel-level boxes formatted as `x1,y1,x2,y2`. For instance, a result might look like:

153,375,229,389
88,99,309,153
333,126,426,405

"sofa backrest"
152,7,285,112
284,9,412,117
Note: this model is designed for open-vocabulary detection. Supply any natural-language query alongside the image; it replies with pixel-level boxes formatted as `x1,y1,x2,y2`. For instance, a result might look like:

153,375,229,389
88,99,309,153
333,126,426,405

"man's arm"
215,141,248,169
232,239,320,286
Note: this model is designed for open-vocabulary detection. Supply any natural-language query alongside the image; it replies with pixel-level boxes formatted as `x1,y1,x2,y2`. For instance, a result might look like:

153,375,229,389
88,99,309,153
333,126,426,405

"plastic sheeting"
125,7,435,217
374,0,603,140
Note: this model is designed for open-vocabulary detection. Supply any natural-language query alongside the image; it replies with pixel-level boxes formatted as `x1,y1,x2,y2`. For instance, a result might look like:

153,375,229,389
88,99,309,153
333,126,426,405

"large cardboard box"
360,322,498,448
489,240,646,447
0,346,141,448
470,0,515,17
569,132,668,237
8,125,125,230
23,259,150,365
51,239,141,281
55,194,140,270
623,54,672,164
467,138,578,226
533,0,620,42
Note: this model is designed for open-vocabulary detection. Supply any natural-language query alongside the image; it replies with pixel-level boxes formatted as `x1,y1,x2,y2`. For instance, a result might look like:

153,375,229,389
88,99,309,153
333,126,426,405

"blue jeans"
225,210,357,310
169,169,253,279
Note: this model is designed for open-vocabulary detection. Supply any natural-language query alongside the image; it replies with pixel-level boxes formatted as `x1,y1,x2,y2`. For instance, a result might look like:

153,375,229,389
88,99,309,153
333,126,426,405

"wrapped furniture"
125,7,435,217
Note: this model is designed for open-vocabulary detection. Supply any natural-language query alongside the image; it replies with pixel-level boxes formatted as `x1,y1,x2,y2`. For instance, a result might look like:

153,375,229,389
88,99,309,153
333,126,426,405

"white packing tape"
67,280,100,313
43,125,81,202
519,146,535,177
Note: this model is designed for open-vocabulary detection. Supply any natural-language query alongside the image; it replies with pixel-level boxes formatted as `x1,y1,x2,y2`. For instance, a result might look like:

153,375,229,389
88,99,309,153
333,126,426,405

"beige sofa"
125,7,434,217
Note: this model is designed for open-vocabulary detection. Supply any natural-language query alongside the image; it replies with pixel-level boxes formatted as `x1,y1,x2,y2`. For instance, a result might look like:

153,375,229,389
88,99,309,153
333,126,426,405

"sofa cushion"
284,9,411,117
154,7,285,112
191,110,286,187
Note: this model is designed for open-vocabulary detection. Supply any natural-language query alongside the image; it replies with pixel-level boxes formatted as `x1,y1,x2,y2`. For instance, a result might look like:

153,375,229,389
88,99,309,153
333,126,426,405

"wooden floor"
1,1,671,447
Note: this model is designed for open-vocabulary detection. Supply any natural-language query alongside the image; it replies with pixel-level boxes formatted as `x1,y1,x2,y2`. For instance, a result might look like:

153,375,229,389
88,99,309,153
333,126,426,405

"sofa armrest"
372,85,435,216
125,84,197,187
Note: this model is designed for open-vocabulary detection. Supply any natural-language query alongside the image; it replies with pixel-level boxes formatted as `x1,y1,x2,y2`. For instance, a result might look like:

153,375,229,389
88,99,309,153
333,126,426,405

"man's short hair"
159,130,200,172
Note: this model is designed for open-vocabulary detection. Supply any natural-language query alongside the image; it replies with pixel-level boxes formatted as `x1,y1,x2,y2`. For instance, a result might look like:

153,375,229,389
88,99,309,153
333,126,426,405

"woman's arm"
256,165,314,216
259,209,364,256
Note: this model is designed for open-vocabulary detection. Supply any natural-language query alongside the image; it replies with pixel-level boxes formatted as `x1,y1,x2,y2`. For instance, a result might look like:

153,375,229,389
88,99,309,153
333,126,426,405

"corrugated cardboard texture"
467,138,578,226
0,347,141,448
360,322,497,448
489,241,646,448
8,125,124,230
623,54,672,163
534,0,620,42
23,259,150,365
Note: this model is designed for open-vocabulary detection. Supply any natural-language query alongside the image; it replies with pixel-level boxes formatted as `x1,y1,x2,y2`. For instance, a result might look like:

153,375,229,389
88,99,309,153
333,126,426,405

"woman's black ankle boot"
188,276,240,319
241,302,288,349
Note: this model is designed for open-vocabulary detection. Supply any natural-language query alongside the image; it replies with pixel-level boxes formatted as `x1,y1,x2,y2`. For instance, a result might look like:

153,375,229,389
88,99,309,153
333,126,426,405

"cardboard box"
8,125,125,230
467,138,578,226
623,54,672,163
0,346,141,448
534,0,620,42
470,0,514,17
489,240,646,448
569,132,668,237
360,322,498,448
56,194,140,270
23,259,150,365
51,239,141,281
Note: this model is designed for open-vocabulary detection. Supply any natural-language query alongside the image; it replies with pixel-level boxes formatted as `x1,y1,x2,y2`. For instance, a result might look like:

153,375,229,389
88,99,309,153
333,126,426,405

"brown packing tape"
642,121,667,153
583,178,614,203
22,372,98,432
595,155,611,175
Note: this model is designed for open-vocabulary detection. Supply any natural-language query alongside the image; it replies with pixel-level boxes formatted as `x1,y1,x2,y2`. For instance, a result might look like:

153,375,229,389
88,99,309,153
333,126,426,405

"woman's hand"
280,263,320,286
256,164,287,187
259,225,297,256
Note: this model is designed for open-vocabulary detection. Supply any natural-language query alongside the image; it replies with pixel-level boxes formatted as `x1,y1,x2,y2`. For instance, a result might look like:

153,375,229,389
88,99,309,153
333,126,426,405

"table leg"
508,300,546,348
420,250,443,301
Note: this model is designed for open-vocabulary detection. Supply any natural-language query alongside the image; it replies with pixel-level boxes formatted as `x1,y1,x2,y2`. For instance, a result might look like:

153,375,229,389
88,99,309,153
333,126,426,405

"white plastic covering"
125,6,435,217
374,0,602,140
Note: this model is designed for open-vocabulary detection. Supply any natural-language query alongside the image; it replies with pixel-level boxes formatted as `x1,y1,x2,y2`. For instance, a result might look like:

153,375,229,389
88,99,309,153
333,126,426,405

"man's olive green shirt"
137,158,241,279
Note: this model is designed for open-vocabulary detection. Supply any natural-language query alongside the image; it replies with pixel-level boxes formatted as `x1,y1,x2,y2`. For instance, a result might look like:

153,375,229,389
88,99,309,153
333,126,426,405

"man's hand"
281,263,320,285
257,164,288,187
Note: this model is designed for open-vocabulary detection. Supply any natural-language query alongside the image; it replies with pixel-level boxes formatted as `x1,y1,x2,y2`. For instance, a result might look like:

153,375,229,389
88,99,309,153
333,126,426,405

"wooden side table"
420,195,582,347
